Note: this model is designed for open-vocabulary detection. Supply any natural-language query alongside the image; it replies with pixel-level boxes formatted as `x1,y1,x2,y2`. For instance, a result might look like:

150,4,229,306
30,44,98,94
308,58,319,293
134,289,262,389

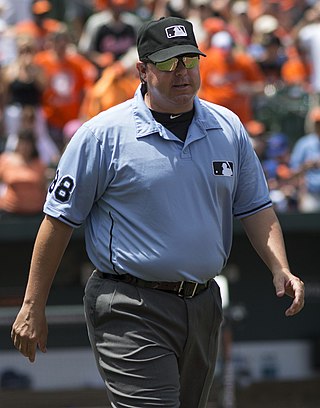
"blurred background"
1,0,320,407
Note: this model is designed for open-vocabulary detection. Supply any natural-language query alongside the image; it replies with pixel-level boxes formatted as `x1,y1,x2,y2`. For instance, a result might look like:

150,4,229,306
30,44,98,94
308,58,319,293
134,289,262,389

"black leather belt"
96,270,210,299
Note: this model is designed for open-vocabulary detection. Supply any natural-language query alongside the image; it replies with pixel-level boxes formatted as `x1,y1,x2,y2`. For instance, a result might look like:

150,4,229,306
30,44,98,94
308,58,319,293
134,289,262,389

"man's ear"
136,61,147,83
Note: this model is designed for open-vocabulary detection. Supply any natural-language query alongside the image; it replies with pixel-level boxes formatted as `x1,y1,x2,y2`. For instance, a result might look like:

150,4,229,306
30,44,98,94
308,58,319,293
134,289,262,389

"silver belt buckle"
178,281,199,298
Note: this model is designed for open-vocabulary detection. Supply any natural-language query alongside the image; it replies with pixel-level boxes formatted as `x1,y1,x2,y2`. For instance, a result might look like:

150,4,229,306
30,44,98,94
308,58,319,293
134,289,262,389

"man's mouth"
173,83,189,88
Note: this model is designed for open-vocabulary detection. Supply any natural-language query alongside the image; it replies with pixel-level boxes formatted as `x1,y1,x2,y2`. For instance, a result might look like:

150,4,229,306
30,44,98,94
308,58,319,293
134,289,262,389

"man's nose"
175,60,187,74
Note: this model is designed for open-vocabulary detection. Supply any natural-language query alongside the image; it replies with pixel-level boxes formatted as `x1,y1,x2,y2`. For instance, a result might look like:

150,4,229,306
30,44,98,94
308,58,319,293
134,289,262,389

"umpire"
11,17,304,407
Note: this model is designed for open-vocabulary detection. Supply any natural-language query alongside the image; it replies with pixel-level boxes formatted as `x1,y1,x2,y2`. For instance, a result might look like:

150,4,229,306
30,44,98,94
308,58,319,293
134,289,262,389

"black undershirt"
150,108,195,142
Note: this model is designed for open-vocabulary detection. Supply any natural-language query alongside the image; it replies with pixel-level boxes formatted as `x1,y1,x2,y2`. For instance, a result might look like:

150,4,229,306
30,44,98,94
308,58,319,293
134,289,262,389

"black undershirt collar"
150,108,195,142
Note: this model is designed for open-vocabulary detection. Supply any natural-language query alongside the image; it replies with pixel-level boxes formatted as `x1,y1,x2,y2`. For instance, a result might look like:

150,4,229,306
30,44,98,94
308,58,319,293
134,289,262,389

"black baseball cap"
137,17,206,63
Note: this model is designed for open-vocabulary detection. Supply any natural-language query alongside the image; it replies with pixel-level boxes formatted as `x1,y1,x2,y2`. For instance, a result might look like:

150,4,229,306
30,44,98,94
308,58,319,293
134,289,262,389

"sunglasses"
150,56,200,72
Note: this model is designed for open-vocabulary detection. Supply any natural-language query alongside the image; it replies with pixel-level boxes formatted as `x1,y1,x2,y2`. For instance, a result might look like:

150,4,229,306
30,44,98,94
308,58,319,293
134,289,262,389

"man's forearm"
241,207,304,316
23,215,74,308
240,207,290,274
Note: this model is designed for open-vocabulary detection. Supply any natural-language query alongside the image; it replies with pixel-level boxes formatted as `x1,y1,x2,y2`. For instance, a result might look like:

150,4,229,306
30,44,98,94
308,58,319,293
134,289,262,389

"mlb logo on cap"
137,16,206,63
165,25,188,38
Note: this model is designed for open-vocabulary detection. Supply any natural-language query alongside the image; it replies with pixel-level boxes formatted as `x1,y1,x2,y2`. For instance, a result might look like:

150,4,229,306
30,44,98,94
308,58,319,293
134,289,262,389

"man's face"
137,55,201,113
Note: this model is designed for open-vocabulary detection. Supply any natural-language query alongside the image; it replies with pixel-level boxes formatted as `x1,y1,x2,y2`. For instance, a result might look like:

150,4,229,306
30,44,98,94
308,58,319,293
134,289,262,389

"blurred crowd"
1,0,320,217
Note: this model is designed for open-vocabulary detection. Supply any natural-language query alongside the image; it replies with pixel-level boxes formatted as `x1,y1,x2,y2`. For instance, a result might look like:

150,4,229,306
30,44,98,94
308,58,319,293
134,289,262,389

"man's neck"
149,108,195,142
144,92,193,115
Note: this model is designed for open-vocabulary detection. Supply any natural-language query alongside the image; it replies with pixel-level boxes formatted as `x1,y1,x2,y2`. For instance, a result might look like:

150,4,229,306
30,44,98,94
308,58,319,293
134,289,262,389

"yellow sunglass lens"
155,56,199,72
183,57,199,69
156,58,178,71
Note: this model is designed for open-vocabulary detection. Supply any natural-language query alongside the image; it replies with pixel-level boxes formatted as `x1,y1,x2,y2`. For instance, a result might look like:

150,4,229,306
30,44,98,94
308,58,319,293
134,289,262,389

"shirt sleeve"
233,124,272,218
44,123,109,227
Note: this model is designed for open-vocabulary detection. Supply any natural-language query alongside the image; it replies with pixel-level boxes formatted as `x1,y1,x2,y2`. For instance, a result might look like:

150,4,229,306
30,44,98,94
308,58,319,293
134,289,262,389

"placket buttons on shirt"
181,145,191,159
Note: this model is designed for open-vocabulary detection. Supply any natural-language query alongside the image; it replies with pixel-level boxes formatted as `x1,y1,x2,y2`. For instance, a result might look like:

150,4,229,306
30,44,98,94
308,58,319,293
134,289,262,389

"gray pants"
84,271,223,407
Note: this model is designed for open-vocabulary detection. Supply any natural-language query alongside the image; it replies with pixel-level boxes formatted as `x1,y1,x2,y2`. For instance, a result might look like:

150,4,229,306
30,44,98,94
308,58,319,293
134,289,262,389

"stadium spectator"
1,35,48,140
4,105,60,166
65,46,99,92
281,40,312,90
80,46,139,119
209,0,233,23
199,30,265,124
229,1,253,48
61,0,92,44
200,17,227,53
0,0,33,26
245,119,267,160
14,0,66,51
296,2,320,100
0,1,17,67
290,106,320,212
246,120,299,212
134,0,171,22
0,128,47,216
255,33,287,84
247,0,307,22
33,28,88,151
78,0,140,70
248,14,284,76
263,132,298,212
0,9,63,166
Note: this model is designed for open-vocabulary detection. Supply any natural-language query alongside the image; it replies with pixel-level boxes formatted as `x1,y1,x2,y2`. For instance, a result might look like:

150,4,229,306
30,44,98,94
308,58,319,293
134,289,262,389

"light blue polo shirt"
44,86,271,283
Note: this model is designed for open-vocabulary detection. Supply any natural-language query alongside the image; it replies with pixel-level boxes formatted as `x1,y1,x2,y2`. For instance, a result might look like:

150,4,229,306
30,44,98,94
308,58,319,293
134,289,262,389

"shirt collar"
132,84,222,140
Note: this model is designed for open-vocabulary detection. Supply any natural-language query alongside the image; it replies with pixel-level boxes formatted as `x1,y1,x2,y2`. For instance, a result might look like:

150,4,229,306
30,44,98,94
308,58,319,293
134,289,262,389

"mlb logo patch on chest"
165,25,188,38
212,161,234,176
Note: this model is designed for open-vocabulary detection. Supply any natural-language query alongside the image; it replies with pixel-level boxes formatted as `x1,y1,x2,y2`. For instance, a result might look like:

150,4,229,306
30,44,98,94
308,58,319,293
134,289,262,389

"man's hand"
11,305,48,363
10,216,73,363
241,208,305,318
273,271,305,317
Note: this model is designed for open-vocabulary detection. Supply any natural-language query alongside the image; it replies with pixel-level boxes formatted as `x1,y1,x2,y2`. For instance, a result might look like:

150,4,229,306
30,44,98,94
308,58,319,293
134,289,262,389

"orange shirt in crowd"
199,48,265,124
248,0,295,19
34,50,87,129
14,19,65,49
281,47,311,87
81,62,139,119
0,153,47,214
67,51,98,90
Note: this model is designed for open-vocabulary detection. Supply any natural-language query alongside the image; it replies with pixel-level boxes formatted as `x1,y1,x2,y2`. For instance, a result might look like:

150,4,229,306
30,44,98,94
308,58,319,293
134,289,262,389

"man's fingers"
284,278,305,316
38,336,47,354
27,342,37,363
285,296,305,317
17,337,37,362
11,328,42,363
273,275,305,316
11,309,48,363
273,275,285,297
276,287,285,297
